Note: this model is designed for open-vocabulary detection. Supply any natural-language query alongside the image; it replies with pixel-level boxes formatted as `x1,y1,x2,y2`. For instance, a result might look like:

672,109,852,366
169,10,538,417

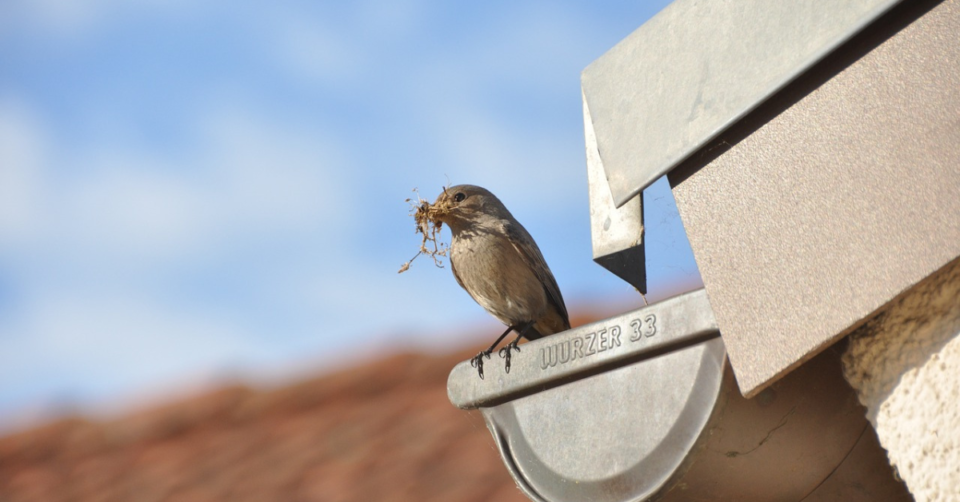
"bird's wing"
450,253,467,291
504,222,570,330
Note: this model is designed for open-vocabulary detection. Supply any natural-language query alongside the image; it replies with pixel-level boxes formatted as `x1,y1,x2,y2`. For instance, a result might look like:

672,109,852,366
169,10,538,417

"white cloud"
268,14,366,89
196,105,351,235
0,0,101,37
262,0,427,90
0,288,272,410
2,101,352,266
61,162,206,261
0,0,197,41
0,90,356,268
0,97,51,247
354,0,427,38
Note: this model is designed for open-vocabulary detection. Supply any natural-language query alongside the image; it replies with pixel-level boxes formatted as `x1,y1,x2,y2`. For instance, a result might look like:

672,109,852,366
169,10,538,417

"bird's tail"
530,311,570,339
523,326,544,341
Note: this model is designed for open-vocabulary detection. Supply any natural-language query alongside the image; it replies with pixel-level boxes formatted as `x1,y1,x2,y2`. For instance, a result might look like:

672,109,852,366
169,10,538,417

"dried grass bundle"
398,188,451,273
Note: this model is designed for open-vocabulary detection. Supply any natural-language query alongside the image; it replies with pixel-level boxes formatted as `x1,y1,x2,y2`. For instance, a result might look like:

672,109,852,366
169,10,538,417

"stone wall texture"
843,257,960,501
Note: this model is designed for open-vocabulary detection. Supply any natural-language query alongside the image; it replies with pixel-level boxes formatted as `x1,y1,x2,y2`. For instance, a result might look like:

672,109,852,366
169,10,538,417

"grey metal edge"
584,90,647,293
581,0,905,207
447,288,718,410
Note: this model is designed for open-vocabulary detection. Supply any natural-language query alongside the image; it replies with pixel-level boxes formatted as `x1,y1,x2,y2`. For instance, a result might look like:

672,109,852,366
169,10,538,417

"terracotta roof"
0,343,548,502
0,292,642,502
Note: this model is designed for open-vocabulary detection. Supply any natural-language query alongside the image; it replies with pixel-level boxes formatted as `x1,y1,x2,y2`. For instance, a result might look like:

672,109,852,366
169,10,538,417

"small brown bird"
432,185,570,378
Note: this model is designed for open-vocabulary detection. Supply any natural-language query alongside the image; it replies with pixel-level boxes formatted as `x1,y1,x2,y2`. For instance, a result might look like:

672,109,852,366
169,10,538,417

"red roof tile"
0,347,533,502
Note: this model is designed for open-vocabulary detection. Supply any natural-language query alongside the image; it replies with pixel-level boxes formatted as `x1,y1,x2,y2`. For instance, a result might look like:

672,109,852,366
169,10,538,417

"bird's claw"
498,340,521,374
470,350,492,379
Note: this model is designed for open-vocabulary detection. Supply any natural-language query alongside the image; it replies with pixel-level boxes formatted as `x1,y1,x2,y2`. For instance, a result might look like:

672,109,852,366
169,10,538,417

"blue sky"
0,0,699,426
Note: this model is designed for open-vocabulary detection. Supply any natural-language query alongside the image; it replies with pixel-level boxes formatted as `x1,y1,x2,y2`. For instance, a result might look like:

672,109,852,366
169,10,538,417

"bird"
431,184,570,378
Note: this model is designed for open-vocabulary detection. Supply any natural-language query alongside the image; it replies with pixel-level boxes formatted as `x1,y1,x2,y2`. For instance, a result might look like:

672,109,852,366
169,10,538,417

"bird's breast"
451,229,548,326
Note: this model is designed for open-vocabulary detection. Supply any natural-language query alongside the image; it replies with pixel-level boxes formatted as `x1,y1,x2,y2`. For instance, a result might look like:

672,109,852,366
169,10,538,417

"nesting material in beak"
398,187,451,273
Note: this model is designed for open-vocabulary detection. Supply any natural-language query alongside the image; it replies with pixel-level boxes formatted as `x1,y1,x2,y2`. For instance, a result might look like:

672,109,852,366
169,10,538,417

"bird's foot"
470,350,493,379
498,339,521,374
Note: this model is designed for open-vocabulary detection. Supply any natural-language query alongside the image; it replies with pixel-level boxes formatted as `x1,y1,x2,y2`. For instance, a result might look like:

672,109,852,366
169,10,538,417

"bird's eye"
454,192,466,203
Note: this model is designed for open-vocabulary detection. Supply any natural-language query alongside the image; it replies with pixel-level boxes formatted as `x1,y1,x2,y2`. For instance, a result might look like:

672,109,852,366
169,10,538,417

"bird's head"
432,184,510,232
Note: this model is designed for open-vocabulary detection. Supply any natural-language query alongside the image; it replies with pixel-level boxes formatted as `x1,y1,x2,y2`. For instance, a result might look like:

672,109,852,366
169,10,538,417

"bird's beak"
426,191,454,225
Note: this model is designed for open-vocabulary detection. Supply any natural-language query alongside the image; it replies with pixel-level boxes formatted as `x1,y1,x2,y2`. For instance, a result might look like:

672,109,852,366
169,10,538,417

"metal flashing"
581,0,903,207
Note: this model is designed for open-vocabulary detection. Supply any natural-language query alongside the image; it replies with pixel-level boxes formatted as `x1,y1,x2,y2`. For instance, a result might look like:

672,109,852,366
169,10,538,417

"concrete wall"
843,257,960,501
